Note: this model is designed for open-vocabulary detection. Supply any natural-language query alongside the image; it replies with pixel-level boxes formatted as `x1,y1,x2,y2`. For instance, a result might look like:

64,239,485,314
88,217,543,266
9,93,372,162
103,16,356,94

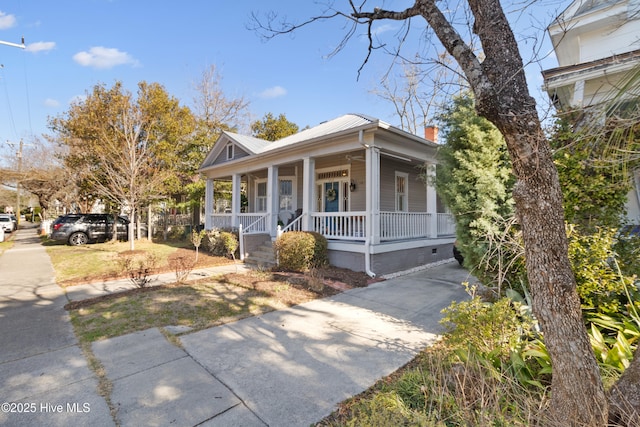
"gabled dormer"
199,132,269,169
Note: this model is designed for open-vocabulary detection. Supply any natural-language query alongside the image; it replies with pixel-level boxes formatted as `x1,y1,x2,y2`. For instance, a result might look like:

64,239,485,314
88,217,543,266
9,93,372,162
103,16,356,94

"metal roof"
261,113,379,153
224,132,270,154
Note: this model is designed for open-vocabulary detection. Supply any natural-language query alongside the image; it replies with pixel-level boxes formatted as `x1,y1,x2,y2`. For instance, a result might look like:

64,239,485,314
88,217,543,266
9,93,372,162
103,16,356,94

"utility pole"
2,37,26,224
16,139,23,225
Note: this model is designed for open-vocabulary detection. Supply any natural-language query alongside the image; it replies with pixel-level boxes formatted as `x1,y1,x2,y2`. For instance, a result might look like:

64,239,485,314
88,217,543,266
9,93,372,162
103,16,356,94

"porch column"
366,146,381,244
302,157,315,231
205,178,214,229
267,165,279,237
425,162,438,238
572,79,585,108
231,173,241,228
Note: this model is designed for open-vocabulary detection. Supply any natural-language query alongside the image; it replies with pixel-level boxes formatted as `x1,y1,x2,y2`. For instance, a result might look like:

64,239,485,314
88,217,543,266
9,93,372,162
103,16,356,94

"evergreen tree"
435,93,518,287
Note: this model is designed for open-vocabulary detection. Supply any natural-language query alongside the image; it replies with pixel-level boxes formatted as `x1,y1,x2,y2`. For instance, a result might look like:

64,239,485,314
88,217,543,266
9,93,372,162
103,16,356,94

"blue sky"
0,0,567,151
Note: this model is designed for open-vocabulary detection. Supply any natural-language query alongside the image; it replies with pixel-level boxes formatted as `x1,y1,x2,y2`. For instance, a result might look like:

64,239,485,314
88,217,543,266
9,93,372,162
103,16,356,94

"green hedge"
274,231,328,271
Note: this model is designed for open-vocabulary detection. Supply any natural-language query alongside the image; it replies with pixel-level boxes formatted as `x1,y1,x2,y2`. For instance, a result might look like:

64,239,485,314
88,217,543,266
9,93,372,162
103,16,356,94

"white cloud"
0,11,17,30
26,41,56,53
371,23,394,37
73,46,139,69
43,98,60,107
259,86,287,99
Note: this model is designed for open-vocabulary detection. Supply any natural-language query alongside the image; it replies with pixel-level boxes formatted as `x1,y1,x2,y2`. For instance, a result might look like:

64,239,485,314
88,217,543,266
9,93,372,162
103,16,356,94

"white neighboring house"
542,0,640,225
198,113,455,277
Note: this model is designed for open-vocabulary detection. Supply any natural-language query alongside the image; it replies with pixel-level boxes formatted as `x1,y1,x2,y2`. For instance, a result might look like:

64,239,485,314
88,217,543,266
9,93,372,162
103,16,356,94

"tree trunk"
412,0,608,423
609,347,640,425
491,105,608,426
349,0,609,421
128,206,136,251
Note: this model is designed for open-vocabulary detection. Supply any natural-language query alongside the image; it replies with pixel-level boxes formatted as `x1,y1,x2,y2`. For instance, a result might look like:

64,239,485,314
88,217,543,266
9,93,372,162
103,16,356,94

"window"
395,172,408,212
226,143,234,160
256,181,267,212
279,179,293,211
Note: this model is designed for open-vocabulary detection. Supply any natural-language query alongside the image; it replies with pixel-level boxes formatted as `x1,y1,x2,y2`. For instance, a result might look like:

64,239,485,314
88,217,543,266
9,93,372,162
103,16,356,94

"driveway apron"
0,226,112,426
180,262,472,426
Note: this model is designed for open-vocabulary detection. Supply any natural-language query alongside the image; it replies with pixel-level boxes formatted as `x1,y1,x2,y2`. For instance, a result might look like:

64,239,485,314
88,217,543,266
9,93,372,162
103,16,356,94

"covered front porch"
199,114,456,276
203,146,455,275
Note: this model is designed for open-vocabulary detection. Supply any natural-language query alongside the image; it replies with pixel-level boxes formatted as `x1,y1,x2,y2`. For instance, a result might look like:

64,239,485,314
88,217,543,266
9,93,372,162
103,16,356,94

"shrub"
567,225,637,316
167,225,187,241
205,229,239,258
614,228,640,279
333,345,546,426
115,251,159,288
167,252,196,283
219,231,238,260
440,290,535,360
274,231,328,272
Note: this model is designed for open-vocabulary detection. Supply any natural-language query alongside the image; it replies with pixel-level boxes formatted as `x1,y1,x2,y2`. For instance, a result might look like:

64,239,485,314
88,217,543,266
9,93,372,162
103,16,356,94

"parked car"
453,240,464,266
0,214,17,231
50,213,134,246
0,216,13,233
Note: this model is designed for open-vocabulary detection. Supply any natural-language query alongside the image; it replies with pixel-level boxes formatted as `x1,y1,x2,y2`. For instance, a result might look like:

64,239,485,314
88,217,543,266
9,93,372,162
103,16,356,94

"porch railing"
238,213,270,261
216,211,456,244
310,212,366,241
278,213,305,235
437,213,456,236
380,212,432,240
210,213,232,229
238,213,269,233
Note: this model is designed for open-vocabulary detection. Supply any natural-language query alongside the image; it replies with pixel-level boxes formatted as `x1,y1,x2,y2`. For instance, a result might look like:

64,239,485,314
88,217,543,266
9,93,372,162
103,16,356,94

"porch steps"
244,241,277,270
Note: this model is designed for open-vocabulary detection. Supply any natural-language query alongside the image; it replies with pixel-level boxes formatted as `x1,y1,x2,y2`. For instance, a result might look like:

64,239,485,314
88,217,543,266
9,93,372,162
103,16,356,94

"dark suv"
50,213,131,246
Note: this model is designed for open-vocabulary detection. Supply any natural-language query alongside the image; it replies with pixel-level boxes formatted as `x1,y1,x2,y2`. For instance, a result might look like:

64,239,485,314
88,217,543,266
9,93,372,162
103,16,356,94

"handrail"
238,213,269,261
278,213,305,236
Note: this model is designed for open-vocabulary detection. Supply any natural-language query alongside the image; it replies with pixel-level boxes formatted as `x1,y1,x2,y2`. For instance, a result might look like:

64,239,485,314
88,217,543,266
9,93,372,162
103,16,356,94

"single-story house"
198,113,455,277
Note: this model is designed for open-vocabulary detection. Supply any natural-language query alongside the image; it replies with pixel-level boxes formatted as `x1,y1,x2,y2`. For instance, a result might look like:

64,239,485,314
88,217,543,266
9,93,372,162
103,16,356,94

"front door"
323,181,340,213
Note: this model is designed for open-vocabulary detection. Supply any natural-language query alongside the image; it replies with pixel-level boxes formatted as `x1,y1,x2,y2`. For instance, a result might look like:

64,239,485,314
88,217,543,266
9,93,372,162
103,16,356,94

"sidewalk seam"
182,348,270,426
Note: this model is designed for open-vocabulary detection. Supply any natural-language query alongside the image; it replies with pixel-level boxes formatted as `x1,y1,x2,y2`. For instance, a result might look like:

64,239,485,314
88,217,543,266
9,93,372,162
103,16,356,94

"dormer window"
226,143,234,160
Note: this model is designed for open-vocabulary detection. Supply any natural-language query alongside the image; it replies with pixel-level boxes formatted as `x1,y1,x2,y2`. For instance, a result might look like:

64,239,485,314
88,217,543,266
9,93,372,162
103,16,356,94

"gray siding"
211,144,250,166
379,158,427,212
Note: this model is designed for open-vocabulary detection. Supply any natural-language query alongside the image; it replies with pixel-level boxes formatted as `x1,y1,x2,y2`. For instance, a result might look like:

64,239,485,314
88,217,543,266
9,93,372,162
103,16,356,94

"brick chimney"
424,126,438,143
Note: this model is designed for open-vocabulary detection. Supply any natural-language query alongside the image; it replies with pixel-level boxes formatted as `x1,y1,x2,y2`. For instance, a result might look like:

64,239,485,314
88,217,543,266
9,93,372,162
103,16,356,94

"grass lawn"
45,239,232,285
0,238,14,256
65,272,341,343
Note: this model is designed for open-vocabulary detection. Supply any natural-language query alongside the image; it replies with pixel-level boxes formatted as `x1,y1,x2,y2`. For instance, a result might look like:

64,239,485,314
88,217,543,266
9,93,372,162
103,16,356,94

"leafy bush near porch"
274,231,328,271
205,229,239,259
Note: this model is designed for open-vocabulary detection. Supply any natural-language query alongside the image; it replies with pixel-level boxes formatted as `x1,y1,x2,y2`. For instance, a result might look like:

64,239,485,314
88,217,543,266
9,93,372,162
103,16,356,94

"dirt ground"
65,256,377,311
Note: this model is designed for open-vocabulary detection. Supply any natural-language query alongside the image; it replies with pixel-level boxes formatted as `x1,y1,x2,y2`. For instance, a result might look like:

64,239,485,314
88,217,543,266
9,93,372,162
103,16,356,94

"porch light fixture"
350,181,357,192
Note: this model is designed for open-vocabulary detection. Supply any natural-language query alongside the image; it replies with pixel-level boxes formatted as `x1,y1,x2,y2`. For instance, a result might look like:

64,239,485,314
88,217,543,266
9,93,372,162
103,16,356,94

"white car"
0,214,17,231
0,216,13,233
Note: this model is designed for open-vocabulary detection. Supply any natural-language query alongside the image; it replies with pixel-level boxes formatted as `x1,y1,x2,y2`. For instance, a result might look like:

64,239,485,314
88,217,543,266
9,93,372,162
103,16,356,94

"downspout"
360,129,376,278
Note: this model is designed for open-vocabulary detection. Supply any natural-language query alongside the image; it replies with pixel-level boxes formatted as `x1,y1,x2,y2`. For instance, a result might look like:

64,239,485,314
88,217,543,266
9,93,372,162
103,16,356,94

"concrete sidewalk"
92,262,471,426
1,225,472,426
0,226,113,427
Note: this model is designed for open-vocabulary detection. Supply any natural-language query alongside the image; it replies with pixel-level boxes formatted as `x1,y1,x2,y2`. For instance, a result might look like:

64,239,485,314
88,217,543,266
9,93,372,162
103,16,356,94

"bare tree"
253,1,609,425
51,81,193,250
1,137,72,219
192,64,251,138
371,52,468,133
